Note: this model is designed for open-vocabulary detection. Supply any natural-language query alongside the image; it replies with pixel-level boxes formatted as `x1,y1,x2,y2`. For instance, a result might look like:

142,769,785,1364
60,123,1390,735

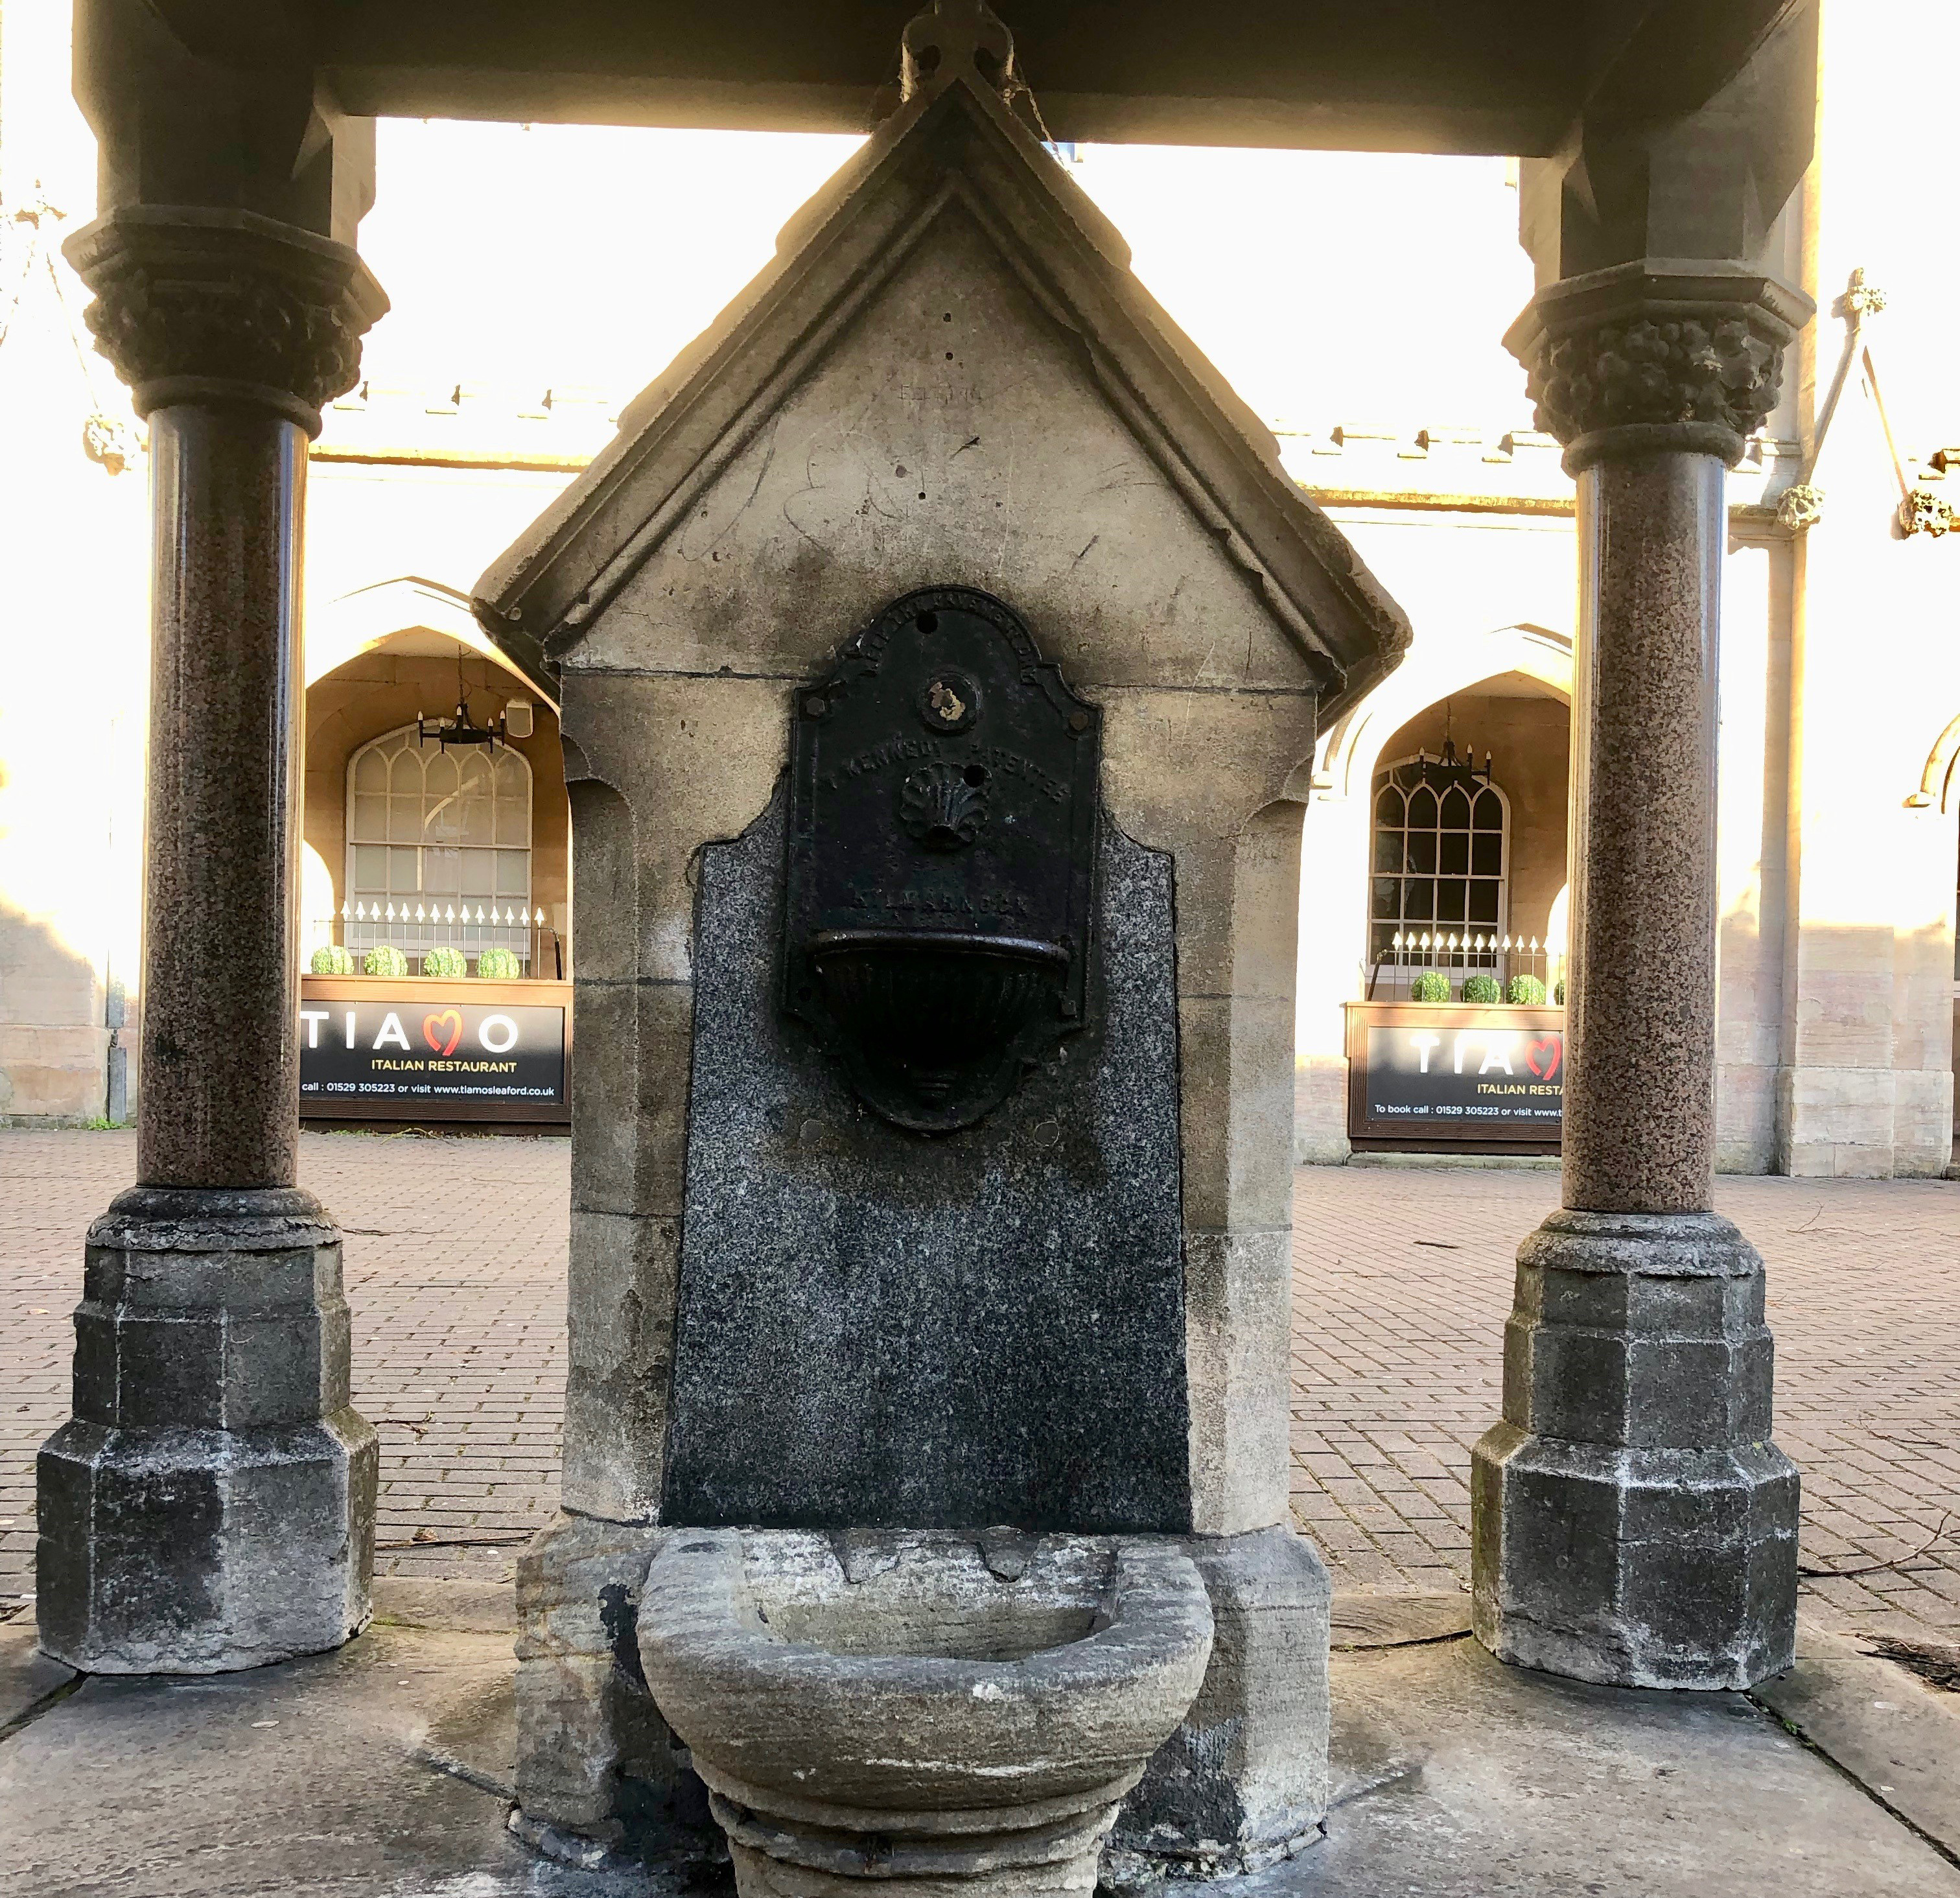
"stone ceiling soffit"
472,66,1410,719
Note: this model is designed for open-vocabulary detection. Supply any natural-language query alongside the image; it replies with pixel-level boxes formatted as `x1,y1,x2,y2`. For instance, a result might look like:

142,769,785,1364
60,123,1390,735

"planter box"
1345,1000,1564,1154
299,976,571,1124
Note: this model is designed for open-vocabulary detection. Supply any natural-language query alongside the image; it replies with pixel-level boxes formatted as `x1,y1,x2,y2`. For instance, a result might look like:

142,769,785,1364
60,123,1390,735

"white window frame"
1367,754,1511,973
343,725,536,966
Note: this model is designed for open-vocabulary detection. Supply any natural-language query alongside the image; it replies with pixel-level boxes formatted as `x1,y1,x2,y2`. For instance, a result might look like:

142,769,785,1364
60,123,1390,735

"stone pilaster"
36,207,388,1672
1470,261,1812,1689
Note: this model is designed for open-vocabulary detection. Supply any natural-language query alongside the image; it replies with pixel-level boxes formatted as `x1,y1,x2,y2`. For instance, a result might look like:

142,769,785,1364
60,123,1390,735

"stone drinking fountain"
475,2,1408,1886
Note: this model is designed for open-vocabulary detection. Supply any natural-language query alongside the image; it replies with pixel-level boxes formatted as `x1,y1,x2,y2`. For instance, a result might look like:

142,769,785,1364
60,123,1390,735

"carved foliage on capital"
88,268,364,412
1526,312,1784,445
65,209,388,424
1507,266,1811,461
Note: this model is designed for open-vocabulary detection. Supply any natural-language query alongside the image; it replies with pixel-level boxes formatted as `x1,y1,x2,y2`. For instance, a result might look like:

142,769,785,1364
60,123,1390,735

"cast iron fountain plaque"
785,586,1100,1132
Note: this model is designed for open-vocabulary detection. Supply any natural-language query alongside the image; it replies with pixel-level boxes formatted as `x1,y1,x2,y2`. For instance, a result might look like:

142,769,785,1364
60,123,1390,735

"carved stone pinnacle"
1504,261,1813,473
64,206,390,437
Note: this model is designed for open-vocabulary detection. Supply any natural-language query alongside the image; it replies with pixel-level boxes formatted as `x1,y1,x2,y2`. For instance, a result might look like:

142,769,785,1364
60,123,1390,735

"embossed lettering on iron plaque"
784,586,1100,1132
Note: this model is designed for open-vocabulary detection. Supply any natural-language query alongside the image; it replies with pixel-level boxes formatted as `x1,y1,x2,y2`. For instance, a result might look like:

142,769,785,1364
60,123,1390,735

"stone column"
36,207,389,1672
1471,261,1812,1689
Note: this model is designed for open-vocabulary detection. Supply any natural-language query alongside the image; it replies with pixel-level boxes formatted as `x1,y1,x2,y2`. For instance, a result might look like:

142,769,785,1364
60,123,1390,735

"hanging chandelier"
1409,737,1492,793
417,649,509,752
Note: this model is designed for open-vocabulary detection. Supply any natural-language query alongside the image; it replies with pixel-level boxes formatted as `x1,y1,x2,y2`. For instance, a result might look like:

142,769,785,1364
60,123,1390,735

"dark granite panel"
662,790,1190,1532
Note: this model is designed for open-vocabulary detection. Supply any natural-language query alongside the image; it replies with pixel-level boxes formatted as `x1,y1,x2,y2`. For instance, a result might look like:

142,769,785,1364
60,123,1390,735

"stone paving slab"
1291,1637,1960,1897
1755,1618,1960,1866
6,1132,1960,1639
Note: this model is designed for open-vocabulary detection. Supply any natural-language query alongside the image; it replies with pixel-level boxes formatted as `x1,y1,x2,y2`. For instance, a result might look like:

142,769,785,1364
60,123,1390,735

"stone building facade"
0,0,1954,1178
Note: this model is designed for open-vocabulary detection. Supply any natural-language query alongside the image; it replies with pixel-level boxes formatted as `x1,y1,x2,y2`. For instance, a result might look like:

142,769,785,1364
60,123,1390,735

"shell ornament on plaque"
783,585,1100,1132
899,760,992,850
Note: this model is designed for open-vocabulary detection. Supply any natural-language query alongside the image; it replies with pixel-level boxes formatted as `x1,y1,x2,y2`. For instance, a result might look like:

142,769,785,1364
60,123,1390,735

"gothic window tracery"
1368,756,1509,968
344,725,533,955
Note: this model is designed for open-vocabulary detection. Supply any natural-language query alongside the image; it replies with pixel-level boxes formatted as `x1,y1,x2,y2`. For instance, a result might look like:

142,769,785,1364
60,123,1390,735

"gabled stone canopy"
474,49,1409,720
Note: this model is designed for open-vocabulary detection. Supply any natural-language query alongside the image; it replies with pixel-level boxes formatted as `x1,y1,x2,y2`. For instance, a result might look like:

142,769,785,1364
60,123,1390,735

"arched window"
345,727,533,961
1368,756,1510,971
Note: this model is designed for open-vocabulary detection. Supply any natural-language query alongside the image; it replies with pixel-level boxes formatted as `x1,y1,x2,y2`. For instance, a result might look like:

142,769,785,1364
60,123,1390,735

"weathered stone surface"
1113,1527,1331,1879
662,795,1191,1533
1328,1591,1472,1650
512,1512,703,1844
36,1187,376,1673
1501,1210,1777,1449
1472,1428,1798,1689
1753,1621,1960,1866
0,1617,76,1729
637,1528,1212,1898
1182,1232,1294,1540
8,1582,1955,1898
1471,1209,1797,1690
562,1210,680,1522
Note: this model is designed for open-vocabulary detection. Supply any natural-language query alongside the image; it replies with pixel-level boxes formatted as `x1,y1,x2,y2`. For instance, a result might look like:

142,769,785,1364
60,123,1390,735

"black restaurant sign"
298,978,569,1121
1346,1002,1563,1149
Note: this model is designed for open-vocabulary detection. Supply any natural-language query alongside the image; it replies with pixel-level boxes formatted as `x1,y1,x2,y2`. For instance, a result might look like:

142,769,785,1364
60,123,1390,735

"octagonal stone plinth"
36,1186,377,1674
1470,1210,1797,1689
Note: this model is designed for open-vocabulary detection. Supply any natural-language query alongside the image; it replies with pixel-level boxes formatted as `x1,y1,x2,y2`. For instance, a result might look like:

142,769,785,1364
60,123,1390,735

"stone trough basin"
636,1529,1214,1898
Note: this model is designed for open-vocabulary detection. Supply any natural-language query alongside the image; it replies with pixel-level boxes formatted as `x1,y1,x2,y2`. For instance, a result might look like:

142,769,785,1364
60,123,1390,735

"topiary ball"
1506,974,1546,1007
363,944,409,978
422,946,467,979
1410,970,1451,1003
1461,974,1502,1005
310,944,355,976
476,946,522,980
1553,977,1566,1005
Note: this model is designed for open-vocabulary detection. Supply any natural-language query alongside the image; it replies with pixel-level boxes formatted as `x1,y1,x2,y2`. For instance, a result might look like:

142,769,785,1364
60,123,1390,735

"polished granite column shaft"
1472,261,1812,1689
141,402,307,1188
1563,449,1724,1214
36,207,388,1672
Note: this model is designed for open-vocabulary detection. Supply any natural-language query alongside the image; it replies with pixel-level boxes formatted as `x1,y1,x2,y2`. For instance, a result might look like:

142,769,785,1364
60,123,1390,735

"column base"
34,1186,377,1674
1108,1525,1331,1882
1470,1209,1798,1690
1471,1429,1797,1688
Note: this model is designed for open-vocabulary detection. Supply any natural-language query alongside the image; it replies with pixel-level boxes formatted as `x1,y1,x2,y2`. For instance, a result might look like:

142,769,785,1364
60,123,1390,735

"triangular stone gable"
474,55,1408,717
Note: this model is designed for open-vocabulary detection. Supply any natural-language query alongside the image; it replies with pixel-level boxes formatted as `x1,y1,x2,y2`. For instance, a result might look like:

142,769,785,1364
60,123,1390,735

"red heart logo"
1526,1036,1563,1081
423,1009,463,1057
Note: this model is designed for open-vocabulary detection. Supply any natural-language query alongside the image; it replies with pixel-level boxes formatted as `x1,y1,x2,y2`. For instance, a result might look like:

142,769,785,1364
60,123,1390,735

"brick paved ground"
5,1130,1960,1638
0,1128,566,1594
1291,1163,1960,1639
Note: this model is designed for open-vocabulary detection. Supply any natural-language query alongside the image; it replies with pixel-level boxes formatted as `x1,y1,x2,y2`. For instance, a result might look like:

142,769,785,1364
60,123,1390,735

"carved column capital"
1504,261,1813,474
64,207,389,438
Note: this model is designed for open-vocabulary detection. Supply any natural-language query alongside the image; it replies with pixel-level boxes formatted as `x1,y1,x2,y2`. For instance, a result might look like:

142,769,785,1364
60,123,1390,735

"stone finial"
1838,266,1887,322
900,0,1018,103
1900,486,1956,537
1775,481,1825,533
1503,260,1812,474
64,206,390,438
